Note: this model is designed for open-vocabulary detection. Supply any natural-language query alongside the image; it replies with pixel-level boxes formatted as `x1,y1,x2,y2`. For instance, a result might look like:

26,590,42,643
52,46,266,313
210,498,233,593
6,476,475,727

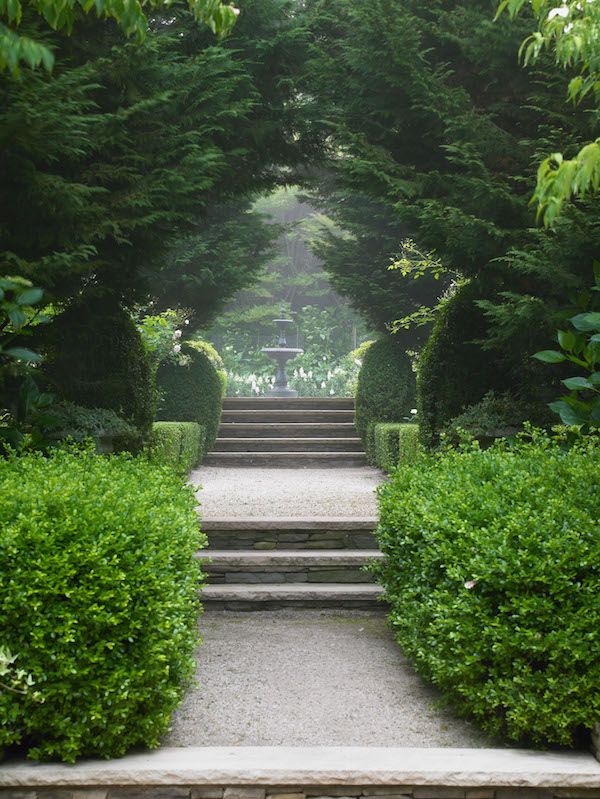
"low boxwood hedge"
375,431,600,746
373,423,420,471
0,448,205,762
148,421,205,474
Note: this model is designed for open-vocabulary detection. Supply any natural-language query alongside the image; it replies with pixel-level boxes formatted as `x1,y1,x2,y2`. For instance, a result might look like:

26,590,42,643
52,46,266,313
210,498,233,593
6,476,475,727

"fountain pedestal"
262,308,303,398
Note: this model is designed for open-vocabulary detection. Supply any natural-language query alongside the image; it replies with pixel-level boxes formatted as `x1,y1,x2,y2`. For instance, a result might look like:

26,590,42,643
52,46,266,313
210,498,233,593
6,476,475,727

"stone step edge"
214,438,363,444
200,583,383,600
196,549,384,566
201,519,378,531
2,746,599,789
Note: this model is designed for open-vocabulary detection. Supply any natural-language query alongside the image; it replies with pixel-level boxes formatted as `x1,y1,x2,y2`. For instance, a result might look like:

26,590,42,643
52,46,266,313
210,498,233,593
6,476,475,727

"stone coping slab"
2,747,599,789
200,520,378,530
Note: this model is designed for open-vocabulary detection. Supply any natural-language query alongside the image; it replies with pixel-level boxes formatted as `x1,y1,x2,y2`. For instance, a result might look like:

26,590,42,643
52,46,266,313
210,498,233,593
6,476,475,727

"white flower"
354,358,362,367
329,388,335,395
411,408,417,415
548,5,569,18
464,580,477,590
173,329,182,339
308,370,313,378
327,370,332,379
184,319,190,325
321,381,327,388
173,344,181,354
232,5,240,15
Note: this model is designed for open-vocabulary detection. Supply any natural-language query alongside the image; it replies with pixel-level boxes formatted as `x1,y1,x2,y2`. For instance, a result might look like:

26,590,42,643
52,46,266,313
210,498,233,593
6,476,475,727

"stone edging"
1,747,599,790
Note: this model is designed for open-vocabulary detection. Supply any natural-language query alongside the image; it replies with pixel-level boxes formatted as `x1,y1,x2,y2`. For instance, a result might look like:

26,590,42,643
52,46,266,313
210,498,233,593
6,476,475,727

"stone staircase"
198,518,384,610
203,397,368,467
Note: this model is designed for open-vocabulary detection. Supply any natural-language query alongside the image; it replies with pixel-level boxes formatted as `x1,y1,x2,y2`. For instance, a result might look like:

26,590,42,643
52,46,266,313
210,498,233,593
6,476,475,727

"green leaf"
557,329,576,351
562,376,593,391
7,307,27,328
590,371,600,386
533,350,566,363
548,400,588,426
570,312,600,332
17,287,43,306
4,347,42,363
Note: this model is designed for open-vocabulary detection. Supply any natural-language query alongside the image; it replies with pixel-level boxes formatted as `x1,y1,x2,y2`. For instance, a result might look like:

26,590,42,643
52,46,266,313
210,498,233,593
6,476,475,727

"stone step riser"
223,398,355,410
218,423,358,438
203,453,368,467
204,568,376,584
202,599,383,610
221,411,355,424
206,530,378,550
213,438,363,453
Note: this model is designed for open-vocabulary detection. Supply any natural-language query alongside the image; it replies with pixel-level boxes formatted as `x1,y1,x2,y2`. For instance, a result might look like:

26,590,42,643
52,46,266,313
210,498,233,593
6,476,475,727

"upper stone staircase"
204,396,368,467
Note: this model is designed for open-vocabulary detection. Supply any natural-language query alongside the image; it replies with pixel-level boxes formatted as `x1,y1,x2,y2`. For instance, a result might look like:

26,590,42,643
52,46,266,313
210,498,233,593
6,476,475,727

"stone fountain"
262,306,303,397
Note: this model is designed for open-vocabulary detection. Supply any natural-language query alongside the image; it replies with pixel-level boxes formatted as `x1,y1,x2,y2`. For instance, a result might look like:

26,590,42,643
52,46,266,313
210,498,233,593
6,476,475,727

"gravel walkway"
190,466,382,519
164,610,493,748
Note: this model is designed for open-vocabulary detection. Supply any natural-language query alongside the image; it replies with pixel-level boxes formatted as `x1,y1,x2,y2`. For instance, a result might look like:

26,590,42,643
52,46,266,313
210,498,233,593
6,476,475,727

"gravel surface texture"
164,610,493,748
191,466,382,519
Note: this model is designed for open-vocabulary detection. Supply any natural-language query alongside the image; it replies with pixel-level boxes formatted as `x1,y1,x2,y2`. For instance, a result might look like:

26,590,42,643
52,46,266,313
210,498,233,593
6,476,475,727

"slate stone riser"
206,568,375,584
202,599,385,610
213,439,364,453
206,532,378,550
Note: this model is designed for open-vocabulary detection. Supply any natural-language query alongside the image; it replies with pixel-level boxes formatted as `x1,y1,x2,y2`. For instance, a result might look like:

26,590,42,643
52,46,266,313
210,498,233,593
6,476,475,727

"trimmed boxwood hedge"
375,431,600,746
148,421,205,474
44,298,154,441
417,281,510,450
373,422,420,471
0,448,204,762
355,336,415,461
156,346,223,458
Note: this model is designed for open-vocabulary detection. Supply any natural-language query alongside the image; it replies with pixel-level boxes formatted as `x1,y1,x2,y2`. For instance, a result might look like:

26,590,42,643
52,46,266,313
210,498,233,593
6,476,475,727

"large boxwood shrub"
44,298,155,441
148,421,205,474
375,431,600,746
156,345,223,457
0,448,204,762
355,336,415,460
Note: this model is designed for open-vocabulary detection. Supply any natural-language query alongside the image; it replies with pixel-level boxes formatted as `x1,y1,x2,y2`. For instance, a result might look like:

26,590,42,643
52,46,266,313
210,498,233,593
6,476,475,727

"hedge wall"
375,432,600,747
156,346,223,457
355,336,415,460
148,421,204,474
417,281,510,449
0,448,204,762
373,423,420,471
44,298,154,441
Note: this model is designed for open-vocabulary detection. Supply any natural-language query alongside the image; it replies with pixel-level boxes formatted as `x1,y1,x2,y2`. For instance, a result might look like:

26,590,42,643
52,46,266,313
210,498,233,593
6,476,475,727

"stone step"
221,409,355,424
202,518,379,550
213,437,364,453
199,582,384,609
203,452,368,467
198,549,383,584
223,397,355,410
218,422,358,438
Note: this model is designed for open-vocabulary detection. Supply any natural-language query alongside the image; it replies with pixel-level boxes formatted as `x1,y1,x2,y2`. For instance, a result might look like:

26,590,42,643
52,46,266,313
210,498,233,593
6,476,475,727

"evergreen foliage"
148,421,204,473
44,298,154,440
0,447,204,761
156,345,223,457
355,336,415,460
373,422,420,472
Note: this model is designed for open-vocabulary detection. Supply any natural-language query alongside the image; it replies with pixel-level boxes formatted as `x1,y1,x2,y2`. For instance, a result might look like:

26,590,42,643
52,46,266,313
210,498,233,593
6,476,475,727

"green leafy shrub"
355,336,415,460
148,421,204,474
0,448,204,762
44,298,154,441
50,402,141,452
373,423,420,471
417,281,510,449
157,345,223,457
375,431,600,746
444,391,554,444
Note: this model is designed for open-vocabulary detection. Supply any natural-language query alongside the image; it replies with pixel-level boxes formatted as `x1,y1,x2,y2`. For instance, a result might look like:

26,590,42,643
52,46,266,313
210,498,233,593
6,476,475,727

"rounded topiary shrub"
355,336,416,460
375,431,600,746
417,281,511,449
156,345,223,457
44,297,154,439
0,448,204,762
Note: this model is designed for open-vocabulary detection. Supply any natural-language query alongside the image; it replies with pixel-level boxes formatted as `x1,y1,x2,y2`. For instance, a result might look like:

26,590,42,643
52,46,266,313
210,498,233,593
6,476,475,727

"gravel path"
165,610,494,748
190,466,382,519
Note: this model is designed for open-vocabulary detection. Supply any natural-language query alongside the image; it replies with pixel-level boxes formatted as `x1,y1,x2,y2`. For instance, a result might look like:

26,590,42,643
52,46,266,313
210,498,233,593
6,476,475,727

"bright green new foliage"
376,432,600,746
149,421,204,474
373,423,419,472
0,448,205,761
